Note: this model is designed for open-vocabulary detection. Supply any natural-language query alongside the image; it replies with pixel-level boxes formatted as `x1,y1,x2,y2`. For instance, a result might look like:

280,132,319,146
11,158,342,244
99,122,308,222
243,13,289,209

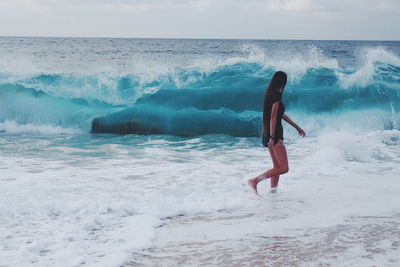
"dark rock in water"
92,119,163,135
91,104,260,137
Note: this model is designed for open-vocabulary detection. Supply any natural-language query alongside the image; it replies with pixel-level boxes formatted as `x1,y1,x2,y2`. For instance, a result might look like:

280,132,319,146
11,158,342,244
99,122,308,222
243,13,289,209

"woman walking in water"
248,71,306,195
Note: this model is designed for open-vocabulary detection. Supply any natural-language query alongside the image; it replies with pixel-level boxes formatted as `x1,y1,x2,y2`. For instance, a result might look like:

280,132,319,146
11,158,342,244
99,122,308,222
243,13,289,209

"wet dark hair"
262,71,287,132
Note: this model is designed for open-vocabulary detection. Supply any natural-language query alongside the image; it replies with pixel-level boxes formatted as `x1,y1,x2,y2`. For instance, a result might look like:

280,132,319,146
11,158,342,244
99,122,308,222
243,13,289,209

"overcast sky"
0,0,399,40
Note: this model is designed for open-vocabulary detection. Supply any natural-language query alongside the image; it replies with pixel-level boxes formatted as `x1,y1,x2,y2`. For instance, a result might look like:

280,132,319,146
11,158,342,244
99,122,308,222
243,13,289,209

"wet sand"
125,208,400,266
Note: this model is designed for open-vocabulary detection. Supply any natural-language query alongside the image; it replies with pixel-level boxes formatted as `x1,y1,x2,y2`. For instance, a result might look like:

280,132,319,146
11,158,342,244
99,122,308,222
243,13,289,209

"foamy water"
1,129,399,266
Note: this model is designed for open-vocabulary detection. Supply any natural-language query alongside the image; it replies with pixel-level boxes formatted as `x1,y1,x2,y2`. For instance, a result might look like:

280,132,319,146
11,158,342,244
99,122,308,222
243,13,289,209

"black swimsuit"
263,91,285,146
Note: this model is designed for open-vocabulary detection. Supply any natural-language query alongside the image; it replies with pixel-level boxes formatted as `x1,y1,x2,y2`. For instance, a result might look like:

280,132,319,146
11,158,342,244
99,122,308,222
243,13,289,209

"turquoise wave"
1,58,399,136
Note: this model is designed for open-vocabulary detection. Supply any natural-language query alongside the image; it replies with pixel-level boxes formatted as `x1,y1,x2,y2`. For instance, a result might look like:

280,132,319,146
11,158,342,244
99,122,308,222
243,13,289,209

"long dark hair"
262,71,287,132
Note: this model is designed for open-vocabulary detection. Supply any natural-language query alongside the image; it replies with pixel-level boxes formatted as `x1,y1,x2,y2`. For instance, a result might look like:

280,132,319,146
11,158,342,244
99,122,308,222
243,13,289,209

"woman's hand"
283,114,306,137
267,137,275,147
297,127,306,137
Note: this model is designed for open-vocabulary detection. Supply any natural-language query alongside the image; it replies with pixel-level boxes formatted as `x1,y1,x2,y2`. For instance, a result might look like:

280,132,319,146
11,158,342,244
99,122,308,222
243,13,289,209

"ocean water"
0,37,400,266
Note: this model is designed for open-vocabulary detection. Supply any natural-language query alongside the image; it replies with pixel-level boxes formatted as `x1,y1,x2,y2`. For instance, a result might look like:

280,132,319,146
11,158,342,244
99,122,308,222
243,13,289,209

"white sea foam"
338,47,400,89
0,120,82,135
1,41,398,110
0,135,252,266
187,43,340,84
1,127,399,266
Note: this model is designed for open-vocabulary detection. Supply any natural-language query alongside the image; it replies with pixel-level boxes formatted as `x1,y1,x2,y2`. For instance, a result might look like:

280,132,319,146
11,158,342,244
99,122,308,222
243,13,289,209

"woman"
248,71,306,195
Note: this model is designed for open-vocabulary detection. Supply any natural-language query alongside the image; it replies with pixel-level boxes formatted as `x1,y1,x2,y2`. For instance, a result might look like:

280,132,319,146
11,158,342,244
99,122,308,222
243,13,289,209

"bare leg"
248,144,288,195
269,147,280,189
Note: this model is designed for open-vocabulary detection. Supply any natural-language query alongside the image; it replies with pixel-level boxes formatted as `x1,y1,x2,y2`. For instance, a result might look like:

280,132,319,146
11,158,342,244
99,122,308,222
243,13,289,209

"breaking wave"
0,46,399,136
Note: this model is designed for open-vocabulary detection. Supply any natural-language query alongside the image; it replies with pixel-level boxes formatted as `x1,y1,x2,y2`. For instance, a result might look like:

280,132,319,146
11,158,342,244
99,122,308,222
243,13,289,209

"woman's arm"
267,102,279,146
283,114,306,137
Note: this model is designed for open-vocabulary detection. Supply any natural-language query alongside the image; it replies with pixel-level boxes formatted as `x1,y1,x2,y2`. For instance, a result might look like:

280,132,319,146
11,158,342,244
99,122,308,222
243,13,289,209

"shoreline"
126,209,400,266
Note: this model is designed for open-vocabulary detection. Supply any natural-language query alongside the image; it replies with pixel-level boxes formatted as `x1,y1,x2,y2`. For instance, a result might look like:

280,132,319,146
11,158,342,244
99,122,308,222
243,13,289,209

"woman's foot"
270,187,277,194
247,178,259,196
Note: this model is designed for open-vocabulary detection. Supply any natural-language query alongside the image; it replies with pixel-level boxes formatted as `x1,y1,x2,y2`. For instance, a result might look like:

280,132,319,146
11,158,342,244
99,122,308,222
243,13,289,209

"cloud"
267,0,320,12
0,0,399,39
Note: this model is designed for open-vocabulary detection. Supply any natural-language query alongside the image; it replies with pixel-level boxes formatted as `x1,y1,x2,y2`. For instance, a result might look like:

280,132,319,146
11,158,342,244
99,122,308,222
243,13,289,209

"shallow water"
1,130,400,266
128,214,400,266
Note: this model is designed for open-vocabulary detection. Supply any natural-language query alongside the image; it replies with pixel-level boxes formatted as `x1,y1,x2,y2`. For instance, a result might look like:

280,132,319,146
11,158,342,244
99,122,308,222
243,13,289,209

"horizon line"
1,35,399,42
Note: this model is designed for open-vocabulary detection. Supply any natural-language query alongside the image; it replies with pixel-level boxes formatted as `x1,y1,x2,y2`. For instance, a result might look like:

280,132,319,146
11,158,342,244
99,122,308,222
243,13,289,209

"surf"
0,45,399,136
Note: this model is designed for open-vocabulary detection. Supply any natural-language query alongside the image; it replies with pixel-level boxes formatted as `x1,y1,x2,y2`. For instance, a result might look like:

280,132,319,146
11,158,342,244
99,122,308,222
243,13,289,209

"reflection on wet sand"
127,214,400,267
